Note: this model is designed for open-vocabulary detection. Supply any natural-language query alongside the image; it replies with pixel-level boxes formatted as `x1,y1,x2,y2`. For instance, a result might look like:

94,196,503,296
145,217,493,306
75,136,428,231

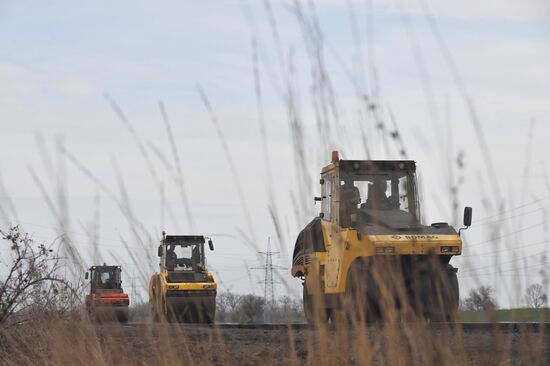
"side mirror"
157,245,163,257
208,239,214,251
459,206,472,236
463,206,472,227
85,272,89,280
314,196,322,202
320,178,325,185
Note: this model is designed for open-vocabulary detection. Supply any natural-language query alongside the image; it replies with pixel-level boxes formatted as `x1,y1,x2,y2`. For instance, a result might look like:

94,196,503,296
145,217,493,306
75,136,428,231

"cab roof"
164,235,205,243
322,160,416,175
89,265,121,271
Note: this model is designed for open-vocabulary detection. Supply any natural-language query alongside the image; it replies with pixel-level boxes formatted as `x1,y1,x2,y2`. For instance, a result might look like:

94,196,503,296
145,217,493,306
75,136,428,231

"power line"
467,218,550,248
13,221,242,251
471,206,549,227
472,195,550,223
461,238,550,258
461,262,548,277
460,251,548,274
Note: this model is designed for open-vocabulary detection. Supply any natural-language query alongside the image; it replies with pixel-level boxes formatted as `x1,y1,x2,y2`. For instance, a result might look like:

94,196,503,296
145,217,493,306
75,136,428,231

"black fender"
292,218,326,277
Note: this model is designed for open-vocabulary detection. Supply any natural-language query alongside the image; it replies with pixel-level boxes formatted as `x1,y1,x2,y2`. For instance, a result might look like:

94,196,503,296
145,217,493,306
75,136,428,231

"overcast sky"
1,0,549,307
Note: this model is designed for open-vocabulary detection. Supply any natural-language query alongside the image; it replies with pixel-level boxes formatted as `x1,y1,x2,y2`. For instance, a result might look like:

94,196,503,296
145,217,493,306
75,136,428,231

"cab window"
321,175,332,220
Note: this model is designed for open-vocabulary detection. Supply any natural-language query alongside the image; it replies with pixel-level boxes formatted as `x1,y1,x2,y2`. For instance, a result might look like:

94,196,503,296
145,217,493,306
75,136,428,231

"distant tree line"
461,285,498,311
461,284,548,311
216,292,304,324
128,292,304,323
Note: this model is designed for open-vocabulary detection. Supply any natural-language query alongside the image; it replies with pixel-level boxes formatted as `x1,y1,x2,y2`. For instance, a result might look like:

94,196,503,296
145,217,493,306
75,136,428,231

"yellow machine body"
149,234,217,323
291,154,470,323
292,222,462,295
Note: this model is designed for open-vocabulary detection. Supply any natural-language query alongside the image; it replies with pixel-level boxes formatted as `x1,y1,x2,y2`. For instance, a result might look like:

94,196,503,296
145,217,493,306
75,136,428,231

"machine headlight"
375,246,395,254
440,246,460,253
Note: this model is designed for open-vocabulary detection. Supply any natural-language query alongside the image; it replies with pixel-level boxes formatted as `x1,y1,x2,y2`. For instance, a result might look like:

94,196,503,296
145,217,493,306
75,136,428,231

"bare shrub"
239,294,265,323
0,226,80,324
217,291,242,323
462,285,498,311
525,284,548,309
269,295,303,322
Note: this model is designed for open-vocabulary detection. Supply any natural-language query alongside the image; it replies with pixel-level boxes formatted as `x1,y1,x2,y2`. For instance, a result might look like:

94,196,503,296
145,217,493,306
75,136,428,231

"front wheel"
150,277,166,322
442,267,459,321
343,263,381,325
117,308,129,323
413,266,459,322
303,283,329,325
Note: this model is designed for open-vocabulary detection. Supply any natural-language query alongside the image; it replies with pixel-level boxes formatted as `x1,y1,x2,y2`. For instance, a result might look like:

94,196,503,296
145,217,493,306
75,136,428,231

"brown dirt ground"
105,323,550,365
1,321,548,365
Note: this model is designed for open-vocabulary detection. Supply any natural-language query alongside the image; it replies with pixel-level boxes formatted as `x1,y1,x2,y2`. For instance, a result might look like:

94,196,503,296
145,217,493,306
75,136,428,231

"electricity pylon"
252,237,285,307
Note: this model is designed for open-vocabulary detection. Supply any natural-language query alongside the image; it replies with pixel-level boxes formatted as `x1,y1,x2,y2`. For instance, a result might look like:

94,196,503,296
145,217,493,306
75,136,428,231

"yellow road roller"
291,151,472,324
149,233,217,323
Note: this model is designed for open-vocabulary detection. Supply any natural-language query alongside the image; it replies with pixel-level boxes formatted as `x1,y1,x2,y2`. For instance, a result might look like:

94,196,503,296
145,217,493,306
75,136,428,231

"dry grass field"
1,315,549,365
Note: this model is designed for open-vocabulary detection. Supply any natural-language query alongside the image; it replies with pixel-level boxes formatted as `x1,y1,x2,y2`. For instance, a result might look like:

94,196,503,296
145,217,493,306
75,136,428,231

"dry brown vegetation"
0,226,81,325
0,315,548,365
0,1,549,365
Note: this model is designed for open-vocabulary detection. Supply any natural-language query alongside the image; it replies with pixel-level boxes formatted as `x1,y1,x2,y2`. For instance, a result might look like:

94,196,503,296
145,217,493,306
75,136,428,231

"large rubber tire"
413,271,432,320
303,284,329,325
150,276,165,322
165,299,214,324
203,299,216,324
117,308,129,323
184,301,215,324
413,265,459,322
444,268,459,321
152,297,165,323
344,263,381,324
166,301,176,323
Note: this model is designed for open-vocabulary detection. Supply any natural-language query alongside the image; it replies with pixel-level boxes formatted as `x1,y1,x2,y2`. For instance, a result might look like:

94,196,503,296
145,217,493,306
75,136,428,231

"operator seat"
340,181,361,227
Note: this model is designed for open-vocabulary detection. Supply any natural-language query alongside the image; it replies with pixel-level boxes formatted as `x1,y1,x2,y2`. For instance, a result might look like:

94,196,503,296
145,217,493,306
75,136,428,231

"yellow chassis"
149,271,217,320
292,221,462,295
